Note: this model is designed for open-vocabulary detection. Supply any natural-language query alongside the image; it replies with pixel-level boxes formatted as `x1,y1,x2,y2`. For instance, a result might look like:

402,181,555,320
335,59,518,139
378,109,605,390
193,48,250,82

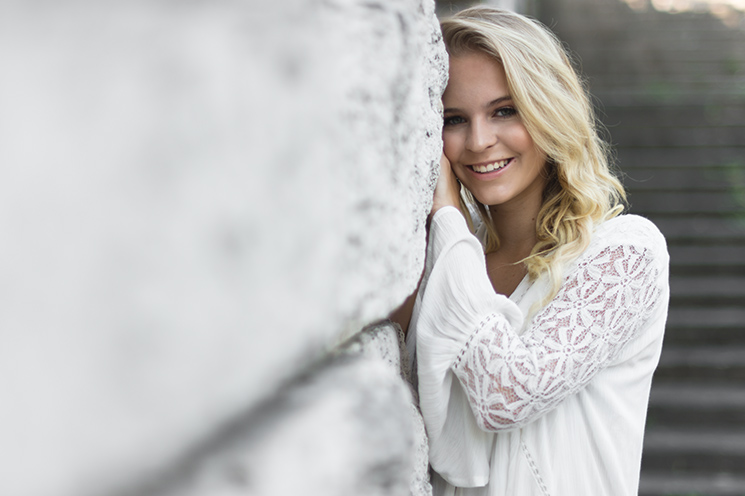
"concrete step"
593,89,745,107
582,17,745,36
647,383,745,428
595,88,745,105
553,11,740,33
580,39,745,52
639,472,745,496
608,126,745,147
554,8,744,28
667,244,745,275
576,46,745,63
628,191,742,215
665,327,745,347
615,145,745,167
669,244,745,261
666,306,745,331
649,217,745,244
622,167,738,192
602,103,745,127
655,345,745,382
583,60,745,79
669,275,745,306
665,307,745,345
641,427,745,473
590,76,745,90
649,383,745,407
571,21,745,35
589,82,745,101
564,34,743,48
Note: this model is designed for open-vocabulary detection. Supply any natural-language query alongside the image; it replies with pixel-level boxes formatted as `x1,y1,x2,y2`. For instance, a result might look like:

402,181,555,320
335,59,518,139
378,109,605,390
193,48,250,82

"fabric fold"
416,207,524,486
414,208,669,492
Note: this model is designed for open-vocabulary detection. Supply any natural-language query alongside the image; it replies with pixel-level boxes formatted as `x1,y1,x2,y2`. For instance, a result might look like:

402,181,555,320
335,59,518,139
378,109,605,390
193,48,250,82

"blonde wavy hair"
441,6,626,305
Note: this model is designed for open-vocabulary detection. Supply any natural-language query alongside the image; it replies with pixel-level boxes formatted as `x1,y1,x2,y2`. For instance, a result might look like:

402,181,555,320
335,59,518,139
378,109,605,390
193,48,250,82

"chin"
465,189,497,207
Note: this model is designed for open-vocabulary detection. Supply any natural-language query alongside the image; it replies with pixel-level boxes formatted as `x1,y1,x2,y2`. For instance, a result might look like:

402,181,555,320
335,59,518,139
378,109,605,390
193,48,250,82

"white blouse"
407,206,669,496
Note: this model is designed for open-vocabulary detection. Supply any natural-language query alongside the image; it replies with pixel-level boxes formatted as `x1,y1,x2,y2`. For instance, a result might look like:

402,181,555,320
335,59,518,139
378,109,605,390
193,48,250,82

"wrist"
429,204,461,224
431,198,461,216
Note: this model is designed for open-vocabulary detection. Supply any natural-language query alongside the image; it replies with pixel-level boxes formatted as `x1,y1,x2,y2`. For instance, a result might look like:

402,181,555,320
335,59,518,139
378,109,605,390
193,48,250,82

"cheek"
442,131,461,162
504,124,546,177
505,124,535,153
442,133,469,182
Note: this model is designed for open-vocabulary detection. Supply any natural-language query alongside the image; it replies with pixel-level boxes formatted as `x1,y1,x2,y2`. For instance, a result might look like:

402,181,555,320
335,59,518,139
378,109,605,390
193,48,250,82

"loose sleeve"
415,207,668,486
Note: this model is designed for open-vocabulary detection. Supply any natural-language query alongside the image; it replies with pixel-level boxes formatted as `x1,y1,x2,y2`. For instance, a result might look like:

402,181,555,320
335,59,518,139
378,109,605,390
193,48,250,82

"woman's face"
442,52,547,210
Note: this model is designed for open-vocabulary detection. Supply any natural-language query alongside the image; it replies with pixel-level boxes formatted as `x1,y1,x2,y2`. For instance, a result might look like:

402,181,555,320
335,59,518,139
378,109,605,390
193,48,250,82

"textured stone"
137,353,416,496
0,0,446,495
337,322,433,496
132,322,432,496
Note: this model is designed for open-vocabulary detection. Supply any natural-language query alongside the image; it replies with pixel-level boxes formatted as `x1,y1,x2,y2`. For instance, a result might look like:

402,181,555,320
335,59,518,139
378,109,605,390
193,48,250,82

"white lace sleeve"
414,208,668,486
451,241,665,431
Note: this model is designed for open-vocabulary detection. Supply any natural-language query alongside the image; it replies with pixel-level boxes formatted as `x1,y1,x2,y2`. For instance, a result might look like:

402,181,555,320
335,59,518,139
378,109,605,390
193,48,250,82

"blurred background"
437,0,745,494
3,1,742,495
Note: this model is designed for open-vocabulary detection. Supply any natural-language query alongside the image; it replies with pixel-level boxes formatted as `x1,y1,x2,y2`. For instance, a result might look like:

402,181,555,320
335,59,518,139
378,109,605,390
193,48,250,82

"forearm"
388,274,422,336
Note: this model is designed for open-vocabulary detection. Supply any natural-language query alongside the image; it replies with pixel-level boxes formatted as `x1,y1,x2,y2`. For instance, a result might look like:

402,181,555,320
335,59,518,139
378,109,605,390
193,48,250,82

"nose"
466,118,497,153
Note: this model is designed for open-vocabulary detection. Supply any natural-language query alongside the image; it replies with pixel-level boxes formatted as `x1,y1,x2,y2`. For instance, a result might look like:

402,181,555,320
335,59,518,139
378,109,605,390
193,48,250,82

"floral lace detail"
452,242,663,431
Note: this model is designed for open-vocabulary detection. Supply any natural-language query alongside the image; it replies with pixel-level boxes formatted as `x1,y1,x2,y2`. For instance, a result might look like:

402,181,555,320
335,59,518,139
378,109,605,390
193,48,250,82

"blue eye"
444,115,465,127
495,106,517,118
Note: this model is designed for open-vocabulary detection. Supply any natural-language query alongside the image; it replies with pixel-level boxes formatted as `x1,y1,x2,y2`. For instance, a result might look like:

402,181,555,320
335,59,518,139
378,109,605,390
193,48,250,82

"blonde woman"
400,7,669,495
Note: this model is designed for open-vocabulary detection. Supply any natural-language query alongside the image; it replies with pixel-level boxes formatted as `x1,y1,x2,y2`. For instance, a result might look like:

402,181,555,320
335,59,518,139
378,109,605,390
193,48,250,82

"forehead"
443,52,510,106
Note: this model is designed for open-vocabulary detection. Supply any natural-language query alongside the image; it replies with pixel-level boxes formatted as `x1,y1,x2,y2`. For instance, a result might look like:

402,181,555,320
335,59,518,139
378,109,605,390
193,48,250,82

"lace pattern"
451,242,663,431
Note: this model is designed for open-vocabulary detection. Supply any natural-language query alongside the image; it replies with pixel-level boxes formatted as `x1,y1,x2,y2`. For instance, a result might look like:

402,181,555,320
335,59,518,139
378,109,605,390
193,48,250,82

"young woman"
403,7,669,495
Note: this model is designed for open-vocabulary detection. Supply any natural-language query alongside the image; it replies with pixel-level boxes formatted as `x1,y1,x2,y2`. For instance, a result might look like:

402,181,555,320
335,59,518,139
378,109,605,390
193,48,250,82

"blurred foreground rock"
0,0,445,494
122,323,428,496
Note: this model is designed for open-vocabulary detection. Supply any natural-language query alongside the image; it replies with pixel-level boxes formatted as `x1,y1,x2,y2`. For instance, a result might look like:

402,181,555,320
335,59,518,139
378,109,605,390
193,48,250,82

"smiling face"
442,52,548,211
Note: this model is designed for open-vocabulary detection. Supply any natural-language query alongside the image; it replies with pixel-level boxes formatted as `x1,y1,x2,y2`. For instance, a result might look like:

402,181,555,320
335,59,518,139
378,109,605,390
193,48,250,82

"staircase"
538,0,745,494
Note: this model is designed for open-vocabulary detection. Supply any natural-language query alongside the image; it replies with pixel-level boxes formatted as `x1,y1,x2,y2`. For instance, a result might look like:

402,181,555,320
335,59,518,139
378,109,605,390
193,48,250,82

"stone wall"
0,1,446,495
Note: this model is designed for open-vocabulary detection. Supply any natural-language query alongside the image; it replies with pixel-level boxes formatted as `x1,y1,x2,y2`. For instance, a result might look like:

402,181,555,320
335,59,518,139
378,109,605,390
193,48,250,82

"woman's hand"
431,153,462,217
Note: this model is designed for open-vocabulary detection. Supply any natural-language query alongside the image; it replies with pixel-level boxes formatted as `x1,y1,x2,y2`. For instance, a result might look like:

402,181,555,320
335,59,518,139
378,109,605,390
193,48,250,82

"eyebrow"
443,96,513,114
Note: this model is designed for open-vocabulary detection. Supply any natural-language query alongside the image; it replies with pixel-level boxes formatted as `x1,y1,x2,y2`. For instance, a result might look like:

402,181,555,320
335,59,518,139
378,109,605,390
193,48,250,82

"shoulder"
561,214,670,280
593,214,668,258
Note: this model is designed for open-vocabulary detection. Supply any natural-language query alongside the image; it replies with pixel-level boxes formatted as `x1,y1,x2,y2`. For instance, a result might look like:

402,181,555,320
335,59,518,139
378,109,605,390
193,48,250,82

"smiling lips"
469,158,513,173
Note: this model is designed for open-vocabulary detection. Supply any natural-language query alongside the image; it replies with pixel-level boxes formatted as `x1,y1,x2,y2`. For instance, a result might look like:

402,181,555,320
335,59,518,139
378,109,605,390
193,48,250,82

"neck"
488,196,543,258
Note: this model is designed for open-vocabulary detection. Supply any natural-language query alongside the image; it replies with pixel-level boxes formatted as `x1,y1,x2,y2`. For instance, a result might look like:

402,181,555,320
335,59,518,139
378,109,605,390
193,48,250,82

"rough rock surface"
130,322,430,496
0,0,446,495
337,322,433,496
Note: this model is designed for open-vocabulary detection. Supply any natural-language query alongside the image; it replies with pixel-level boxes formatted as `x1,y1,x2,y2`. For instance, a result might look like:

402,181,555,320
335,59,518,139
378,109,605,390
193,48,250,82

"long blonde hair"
441,7,626,305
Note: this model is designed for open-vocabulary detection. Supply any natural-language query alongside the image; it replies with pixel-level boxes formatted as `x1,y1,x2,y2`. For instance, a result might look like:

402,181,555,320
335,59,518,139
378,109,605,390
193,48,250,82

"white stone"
0,0,446,494
149,353,416,496
337,322,433,496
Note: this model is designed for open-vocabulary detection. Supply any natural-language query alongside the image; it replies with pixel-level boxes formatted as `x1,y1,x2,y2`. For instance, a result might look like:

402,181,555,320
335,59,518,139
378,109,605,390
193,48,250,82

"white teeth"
472,159,509,173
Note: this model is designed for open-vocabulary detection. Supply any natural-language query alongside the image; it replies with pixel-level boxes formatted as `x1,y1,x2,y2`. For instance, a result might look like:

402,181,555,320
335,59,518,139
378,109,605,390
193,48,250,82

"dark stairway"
538,0,745,494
